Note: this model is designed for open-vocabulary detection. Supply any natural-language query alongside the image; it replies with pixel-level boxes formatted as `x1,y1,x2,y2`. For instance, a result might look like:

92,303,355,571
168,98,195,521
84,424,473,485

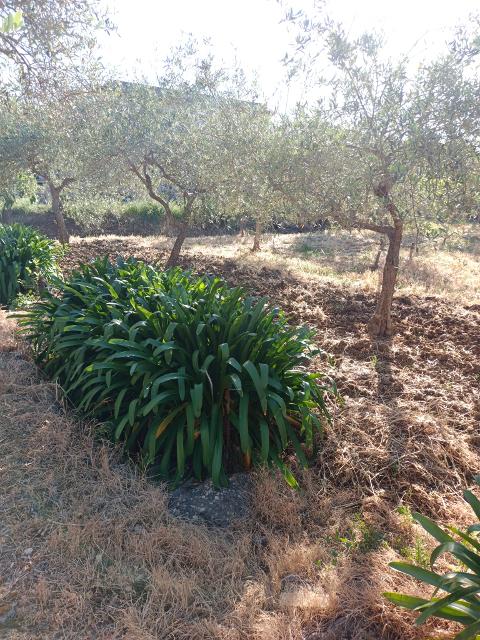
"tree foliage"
0,0,112,89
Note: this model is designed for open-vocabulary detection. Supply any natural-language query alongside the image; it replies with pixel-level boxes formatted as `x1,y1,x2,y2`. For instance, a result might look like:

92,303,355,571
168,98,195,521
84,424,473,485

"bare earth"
0,233,479,639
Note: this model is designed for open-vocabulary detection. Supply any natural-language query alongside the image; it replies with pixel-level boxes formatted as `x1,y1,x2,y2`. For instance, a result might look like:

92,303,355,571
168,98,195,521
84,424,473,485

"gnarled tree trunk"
238,217,247,238
252,220,262,252
368,219,403,338
128,161,197,268
165,223,188,268
48,181,70,244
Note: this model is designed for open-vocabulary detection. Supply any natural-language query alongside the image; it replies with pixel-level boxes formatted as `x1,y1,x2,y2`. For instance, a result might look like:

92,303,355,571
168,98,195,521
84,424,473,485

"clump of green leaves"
0,223,61,306
121,200,164,221
385,477,480,639
18,257,336,486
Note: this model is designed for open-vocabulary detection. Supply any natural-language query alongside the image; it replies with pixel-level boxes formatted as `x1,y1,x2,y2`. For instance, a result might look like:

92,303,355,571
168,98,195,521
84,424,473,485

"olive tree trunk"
48,181,70,244
128,162,196,268
368,220,403,338
165,224,188,268
252,220,262,251
238,217,247,238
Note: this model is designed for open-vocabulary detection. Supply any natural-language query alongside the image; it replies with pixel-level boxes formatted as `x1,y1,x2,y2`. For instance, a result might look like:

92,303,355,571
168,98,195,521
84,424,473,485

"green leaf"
178,366,186,401
128,398,139,426
218,343,230,361
200,414,210,466
413,512,454,544
229,373,243,396
269,400,288,448
430,541,480,575
227,357,242,372
142,391,176,416
260,419,270,462
114,414,130,440
384,593,475,625
388,562,447,590
415,586,480,625
384,592,429,610
212,432,223,486
464,490,480,520
191,383,203,418
244,360,267,414
186,404,195,455
176,423,185,478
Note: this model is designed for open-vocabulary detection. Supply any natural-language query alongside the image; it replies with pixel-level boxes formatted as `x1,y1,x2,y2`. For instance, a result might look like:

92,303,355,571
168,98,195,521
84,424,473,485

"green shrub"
17,257,336,486
385,477,480,639
121,200,164,221
11,198,49,216
0,223,61,306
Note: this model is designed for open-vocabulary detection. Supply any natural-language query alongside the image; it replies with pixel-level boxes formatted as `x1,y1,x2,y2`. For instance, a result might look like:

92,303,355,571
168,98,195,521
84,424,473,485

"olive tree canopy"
97,49,271,265
0,0,112,89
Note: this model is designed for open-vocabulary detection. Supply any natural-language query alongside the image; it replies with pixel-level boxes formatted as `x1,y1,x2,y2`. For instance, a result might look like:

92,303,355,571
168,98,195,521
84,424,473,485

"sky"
99,0,479,110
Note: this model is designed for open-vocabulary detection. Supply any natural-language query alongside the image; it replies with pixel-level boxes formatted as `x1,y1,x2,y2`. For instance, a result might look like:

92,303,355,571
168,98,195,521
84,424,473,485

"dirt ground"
1,234,479,639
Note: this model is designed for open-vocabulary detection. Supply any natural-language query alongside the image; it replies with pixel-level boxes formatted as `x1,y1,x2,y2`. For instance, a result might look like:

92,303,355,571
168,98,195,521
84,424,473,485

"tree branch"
128,159,172,217
346,143,390,163
146,156,206,196
353,220,393,235
59,177,75,191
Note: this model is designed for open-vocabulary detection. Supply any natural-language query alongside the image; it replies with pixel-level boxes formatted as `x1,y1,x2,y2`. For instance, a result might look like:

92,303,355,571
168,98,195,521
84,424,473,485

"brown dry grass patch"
1,233,479,639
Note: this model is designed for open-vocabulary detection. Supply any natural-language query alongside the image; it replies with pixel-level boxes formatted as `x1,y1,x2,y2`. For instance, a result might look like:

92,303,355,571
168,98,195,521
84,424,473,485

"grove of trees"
1,1,479,336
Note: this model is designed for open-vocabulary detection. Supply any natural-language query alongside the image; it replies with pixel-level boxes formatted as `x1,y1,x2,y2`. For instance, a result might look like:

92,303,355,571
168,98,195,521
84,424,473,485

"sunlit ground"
72,227,480,305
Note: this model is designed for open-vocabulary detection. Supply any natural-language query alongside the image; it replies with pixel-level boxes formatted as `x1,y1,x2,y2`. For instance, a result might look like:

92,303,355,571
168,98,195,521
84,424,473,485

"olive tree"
284,13,480,336
0,171,37,222
0,0,112,88
99,52,267,265
411,32,480,238
215,101,282,251
0,91,109,242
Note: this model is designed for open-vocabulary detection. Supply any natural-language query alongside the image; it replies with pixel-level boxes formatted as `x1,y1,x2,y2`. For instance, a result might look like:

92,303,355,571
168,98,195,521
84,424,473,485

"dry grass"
1,229,480,638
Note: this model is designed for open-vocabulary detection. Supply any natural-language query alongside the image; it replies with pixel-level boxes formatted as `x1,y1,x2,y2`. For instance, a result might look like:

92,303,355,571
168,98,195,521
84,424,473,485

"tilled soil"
63,240,480,515
0,238,478,639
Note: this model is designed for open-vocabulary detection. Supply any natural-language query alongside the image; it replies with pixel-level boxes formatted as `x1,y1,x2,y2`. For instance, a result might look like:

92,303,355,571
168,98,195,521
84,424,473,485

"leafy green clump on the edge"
0,223,61,306
385,476,480,640
16,257,337,486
